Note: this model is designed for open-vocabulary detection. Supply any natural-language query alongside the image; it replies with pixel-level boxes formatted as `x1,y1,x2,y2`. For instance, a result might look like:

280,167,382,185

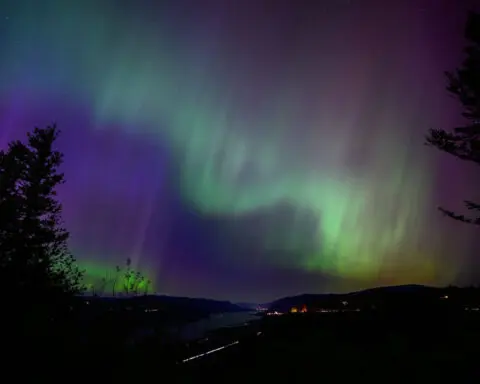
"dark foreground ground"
177,311,480,383
15,309,480,383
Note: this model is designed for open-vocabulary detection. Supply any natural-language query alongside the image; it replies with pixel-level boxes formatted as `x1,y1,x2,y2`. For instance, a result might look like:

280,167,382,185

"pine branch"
426,12,480,227
439,206,480,226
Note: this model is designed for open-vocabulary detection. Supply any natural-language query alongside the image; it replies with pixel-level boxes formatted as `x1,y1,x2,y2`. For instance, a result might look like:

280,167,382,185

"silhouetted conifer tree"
426,11,480,225
0,125,84,336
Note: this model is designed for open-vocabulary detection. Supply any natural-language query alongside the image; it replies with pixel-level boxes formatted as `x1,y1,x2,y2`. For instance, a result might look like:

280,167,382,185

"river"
177,311,258,341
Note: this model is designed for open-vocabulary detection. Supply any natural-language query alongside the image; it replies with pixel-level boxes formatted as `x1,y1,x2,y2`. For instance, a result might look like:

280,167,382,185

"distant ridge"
81,294,247,316
349,284,433,295
268,284,440,312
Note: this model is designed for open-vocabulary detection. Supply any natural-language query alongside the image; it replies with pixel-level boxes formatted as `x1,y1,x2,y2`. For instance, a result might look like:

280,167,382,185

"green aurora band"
1,0,476,296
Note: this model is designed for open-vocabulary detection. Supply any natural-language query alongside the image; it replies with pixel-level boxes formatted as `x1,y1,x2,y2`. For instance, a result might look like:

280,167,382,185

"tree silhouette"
122,257,148,296
111,258,150,296
0,125,84,333
112,264,121,296
123,257,133,295
143,278,151,295
98,275,108,296
425,11,480,225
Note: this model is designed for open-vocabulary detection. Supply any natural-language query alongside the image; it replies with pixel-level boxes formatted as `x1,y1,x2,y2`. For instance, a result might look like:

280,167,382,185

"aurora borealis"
0,0,479,302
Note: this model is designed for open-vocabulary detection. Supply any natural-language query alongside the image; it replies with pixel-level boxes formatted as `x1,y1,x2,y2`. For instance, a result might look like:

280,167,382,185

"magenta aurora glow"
0,0,479,302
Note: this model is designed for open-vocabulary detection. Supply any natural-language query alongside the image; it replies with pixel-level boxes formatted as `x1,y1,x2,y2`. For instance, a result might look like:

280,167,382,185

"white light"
182,341,240,363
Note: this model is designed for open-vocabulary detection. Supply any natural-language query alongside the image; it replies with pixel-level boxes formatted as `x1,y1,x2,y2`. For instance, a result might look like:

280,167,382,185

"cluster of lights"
288,305,360,314
266,311,282,316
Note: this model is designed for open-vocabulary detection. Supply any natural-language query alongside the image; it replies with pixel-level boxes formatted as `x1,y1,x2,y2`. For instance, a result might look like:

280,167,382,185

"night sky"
0,0,479,302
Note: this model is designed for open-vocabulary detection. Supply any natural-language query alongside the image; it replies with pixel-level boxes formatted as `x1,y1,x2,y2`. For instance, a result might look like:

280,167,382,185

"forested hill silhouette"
267,284,480,312
81,294,247,317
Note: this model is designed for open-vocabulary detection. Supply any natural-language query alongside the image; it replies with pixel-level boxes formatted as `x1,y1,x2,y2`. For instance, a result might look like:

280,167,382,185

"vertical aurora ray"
0,0,478,300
